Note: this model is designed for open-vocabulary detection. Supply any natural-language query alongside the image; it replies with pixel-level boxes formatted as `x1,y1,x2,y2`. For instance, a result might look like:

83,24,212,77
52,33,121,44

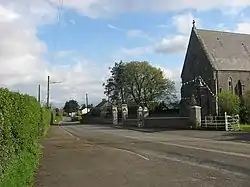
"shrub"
218,90,240,115
239,104,248,124
0,88,51,186
241,90,250,123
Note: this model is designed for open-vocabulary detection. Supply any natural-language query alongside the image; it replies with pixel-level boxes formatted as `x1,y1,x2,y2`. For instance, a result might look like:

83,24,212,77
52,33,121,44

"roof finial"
192,20,196,28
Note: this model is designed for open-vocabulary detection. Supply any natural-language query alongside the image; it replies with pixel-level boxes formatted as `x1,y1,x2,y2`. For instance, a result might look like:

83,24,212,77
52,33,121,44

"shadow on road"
58,121,192,133
220,132,250,142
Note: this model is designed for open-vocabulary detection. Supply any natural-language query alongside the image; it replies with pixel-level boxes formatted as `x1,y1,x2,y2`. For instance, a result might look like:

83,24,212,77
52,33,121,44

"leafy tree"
244,90,250,110
165,94,180,109
63,100,79,114
154,101,168,111
80,104,93,110
104,61,176,109
81,104,86,109
124,61,175,108
218,90,240,115
103,61,126,105
241,90,250,123
55,108,60,116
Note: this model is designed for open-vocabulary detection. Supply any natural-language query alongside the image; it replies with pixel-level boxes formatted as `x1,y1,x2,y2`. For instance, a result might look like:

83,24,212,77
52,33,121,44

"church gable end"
181,27,214,84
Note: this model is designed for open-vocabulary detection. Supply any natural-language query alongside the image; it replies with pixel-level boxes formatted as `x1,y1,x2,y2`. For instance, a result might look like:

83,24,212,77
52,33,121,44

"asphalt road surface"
59,122,250,187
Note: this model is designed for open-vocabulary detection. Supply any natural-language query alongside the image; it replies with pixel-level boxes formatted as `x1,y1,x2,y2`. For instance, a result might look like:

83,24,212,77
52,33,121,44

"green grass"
240,124,250,132
54,115,63,125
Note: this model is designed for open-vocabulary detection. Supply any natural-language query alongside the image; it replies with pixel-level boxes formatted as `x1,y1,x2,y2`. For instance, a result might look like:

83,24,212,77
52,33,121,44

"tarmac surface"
35,122,250,187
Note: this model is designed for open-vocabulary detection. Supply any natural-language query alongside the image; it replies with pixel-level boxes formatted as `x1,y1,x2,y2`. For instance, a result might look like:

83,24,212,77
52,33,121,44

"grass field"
54,115,63,125
240,124,250,131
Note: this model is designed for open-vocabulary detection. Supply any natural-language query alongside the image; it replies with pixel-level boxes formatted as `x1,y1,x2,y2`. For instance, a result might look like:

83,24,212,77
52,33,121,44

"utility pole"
86,93,88,112
47,76,50,108
38,84,41,103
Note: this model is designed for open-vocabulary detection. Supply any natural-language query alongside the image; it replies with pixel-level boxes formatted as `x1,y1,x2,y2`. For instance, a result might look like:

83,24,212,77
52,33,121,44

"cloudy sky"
1,0,250,107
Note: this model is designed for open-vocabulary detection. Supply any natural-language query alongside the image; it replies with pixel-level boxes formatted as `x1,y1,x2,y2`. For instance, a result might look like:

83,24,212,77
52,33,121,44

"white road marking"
141,150,247,177
159,142,250,159
161,135,250,147
121,134,250,158
61,126,149,161
161,154,246,177
59,126,80,140
109,147,150,161
62,126,250,159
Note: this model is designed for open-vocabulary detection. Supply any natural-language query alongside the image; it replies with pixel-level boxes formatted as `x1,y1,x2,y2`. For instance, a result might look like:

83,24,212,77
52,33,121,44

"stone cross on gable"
192,20,196,27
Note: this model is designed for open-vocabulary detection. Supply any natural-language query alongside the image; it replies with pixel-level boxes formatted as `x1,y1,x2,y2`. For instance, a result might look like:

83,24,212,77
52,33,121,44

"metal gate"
201,112,240,131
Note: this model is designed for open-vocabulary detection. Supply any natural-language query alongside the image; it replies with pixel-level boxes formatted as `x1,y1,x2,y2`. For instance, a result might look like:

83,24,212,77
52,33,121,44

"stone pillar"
112,106,118,125
121,104,128,125
137,106,143,128
190,106,201,128
143,107,149,118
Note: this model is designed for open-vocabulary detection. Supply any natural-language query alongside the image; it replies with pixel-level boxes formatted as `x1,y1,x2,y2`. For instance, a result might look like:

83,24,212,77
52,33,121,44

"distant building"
80,108,90,115
180,22,250,117
95,99,109,111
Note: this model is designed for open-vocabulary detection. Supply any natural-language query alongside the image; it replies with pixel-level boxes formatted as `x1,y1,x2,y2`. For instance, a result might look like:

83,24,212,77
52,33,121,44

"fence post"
225,112,229,131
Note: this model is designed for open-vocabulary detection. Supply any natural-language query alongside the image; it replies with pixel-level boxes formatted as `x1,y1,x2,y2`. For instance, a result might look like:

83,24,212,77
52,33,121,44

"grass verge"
54,115,63,125
240,124,250,132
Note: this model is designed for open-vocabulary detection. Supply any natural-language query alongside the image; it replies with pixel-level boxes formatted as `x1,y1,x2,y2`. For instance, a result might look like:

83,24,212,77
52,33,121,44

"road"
58,122,250,187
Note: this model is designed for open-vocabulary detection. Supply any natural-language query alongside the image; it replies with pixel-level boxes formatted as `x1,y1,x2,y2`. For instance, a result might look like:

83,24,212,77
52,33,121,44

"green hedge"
0,88,51,187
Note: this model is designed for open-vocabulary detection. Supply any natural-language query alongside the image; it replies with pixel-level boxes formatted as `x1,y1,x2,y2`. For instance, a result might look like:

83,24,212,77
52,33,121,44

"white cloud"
172,12,201,34
121,46,152,56
157,24,170,28
0,5,20,22
49,0,250,18
3,0,250,107
116,34,188,58
0,1,109,107
107,24,124,31
126,29,147,37
154,35,189,54
216,23,232,32
157,66,182,96
56,50,76,58
126,29,154,42
108,25,153,41
235,22,250,34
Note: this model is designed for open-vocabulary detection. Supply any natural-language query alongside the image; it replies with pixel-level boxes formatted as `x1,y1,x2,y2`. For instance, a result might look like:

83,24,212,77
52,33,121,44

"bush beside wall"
0,88,51,187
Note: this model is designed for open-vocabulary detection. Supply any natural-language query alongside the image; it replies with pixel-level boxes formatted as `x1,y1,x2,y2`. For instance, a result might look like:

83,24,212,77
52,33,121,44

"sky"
2,0,250,107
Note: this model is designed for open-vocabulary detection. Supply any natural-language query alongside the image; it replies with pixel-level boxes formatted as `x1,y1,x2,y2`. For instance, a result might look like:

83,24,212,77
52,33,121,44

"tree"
81,104,93,109
104,61,176,109
218,90,240,115
241,90,250,123
103,61,126,105
88,104,94,108
55,108,60,116
123,61,175,108
81,104,86,110
63,100,79,114
244,90,250,110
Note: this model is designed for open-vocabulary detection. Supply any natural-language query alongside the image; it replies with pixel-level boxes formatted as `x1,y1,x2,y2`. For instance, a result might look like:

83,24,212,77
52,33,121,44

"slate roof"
95,99,108,109
195,28,250,71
